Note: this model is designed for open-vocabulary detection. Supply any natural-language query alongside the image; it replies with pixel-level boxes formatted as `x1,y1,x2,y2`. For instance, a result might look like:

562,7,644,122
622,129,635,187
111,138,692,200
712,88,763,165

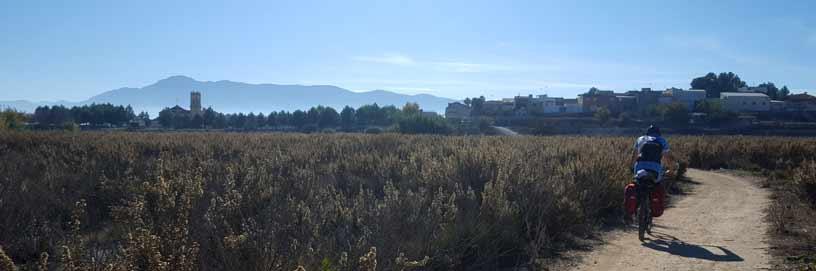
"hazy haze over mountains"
0,76,455,115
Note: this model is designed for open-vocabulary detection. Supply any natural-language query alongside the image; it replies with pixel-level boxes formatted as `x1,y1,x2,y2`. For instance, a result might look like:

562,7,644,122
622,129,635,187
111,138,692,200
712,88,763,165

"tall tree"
214,113,227,128
137,111,151,126
244,113,258,129
658,103,690,127
691,72,746,98
256,113,266,128
355,104,381,126
381,105,400,125
157,107,173,127
291,110,307,128
757,82,779,99
594,107,611,125
470,96,486,116
203,107,216,127
340,106,356,130
277,111,291,126
716,72,746,94
694,100,736,125
402,102,420,116
267,112,278,127
318,107,340,128
306,107,320,126
779,86,790,100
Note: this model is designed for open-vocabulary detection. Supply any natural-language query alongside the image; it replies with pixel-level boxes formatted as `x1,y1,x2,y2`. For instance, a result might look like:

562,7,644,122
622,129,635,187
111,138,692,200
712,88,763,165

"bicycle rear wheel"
638,193,650,242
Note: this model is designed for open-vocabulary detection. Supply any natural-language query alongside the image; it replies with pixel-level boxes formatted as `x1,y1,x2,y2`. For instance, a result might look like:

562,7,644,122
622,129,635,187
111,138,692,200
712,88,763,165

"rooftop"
169,105,189,111
720,92,769,98
787,93,816,102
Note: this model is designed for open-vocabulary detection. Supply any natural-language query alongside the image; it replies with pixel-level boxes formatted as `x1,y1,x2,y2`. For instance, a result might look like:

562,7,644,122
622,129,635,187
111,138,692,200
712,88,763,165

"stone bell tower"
190,91,202,115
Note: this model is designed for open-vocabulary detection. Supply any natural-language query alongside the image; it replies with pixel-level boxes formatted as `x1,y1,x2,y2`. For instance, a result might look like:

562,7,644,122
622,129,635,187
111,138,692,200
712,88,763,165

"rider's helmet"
646,125,661,137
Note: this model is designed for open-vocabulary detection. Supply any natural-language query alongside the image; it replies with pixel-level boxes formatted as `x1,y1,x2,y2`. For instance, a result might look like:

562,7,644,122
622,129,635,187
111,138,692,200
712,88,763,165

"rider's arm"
660,139,675,171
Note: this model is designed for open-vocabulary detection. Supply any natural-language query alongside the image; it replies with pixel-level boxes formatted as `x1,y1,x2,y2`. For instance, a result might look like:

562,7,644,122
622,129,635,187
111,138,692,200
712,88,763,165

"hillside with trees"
691,72,791,100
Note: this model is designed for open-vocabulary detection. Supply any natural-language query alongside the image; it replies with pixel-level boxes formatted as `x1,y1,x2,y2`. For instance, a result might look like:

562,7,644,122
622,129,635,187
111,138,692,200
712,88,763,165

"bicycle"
635,171,657,242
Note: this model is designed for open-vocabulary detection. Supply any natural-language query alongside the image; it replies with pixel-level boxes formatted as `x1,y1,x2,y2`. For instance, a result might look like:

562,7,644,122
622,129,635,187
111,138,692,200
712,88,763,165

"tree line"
32,103,142,128
157,102,451,134
26,102,452,134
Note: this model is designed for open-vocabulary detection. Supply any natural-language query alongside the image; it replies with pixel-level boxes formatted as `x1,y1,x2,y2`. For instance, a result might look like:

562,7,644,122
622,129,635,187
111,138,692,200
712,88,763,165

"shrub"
793,161,816,205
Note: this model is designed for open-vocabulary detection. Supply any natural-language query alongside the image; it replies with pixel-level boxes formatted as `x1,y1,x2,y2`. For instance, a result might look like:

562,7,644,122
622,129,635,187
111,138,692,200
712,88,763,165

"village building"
481,100,503,115
623,88,666,111
657,95,674,105
444,102,472,120
530,95,562,114
166,91,205,119
667,88,707,110
770,100,786,112
616,95,637,112
720,92,771,112
784,93,816,112
578,90,618,112
561,99,582,113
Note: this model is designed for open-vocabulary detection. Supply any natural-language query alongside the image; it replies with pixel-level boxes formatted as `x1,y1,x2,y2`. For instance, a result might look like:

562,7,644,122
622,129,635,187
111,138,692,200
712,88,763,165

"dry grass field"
0,132,813,270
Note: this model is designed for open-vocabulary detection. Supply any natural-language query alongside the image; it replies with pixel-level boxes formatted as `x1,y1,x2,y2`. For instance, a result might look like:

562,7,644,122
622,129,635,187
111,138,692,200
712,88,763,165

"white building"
720,92,771,112
770,101,786,112
532,95,561,114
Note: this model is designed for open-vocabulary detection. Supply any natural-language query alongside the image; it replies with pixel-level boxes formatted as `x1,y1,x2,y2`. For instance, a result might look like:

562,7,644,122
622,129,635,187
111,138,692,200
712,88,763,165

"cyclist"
626,125,670,224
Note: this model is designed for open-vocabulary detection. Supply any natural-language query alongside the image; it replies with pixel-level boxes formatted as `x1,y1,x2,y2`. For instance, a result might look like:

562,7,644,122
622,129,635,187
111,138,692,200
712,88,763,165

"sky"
1,0,814,102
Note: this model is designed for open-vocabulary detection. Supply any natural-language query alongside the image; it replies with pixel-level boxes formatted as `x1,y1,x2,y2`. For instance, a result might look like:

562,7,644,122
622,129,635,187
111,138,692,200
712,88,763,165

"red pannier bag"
650,184,666,217
624,183,637,216
624,182,666,217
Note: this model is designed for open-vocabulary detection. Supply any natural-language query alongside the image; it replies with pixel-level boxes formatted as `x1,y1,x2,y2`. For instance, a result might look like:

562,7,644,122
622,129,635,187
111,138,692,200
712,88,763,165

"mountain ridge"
1,76,456,115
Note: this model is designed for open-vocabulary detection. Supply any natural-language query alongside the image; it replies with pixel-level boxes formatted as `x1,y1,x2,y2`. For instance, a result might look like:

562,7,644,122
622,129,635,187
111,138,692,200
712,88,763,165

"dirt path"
570,169,771,271
490,126,519,136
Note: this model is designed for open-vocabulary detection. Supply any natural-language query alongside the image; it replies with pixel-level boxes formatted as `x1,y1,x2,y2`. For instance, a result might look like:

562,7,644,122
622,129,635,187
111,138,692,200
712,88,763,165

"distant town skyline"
1,0,814,102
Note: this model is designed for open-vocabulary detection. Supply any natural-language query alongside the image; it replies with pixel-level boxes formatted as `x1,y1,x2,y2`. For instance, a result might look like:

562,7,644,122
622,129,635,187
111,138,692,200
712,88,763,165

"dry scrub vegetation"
0,132,814,270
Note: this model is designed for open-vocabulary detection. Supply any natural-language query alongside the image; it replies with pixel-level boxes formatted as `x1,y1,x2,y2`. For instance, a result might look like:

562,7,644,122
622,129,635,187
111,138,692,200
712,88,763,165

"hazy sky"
1,0,814,101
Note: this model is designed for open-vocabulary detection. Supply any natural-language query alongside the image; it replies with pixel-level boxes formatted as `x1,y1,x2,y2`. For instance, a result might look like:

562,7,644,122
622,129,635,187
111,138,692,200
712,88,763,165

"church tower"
190,91,202,115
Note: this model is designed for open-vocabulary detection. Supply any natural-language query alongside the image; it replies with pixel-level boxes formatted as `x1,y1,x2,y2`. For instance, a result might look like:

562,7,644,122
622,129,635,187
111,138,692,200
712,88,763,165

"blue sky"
1,0,814,102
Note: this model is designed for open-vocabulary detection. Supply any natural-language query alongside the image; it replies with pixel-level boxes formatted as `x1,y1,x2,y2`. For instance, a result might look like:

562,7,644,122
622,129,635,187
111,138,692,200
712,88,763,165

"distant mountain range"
0,76,456,115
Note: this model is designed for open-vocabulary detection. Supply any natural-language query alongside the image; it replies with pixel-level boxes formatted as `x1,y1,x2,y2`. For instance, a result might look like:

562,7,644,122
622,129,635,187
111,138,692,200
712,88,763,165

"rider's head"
646,125,661,137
